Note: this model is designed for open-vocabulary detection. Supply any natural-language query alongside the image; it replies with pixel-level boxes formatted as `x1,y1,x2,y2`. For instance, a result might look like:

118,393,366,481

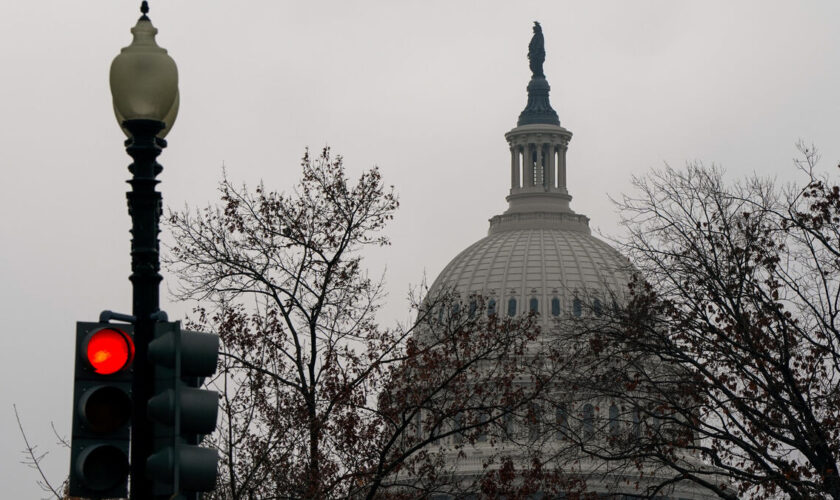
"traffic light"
69,322,135,498
147,320,220,495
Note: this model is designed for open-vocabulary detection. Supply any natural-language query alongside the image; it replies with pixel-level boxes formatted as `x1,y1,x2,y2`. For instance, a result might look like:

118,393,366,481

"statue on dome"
528,21,545,77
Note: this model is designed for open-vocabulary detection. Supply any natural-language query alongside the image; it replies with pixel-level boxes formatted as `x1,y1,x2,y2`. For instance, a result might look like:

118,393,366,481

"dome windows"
507,297,517,317
477,412,489,442
442,292,612,320
413,411,422,440
453,412,465,444
555,403,568,439
609,404,620,437
502,407,514,437
582,403,595,439
528,403,542,440
408,400,645,446
632,407,641,439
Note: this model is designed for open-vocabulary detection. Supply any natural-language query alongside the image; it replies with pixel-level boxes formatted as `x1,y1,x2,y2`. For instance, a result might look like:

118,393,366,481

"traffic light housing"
147,320,220,495
69,322,135,498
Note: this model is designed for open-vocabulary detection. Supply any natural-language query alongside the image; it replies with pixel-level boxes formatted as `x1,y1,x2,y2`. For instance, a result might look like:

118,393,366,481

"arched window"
431,418,442,445
529,297,539,313
451,303,460,317
414,410,423,439
583,404,594,439
653,410,663,434
609,404,620,437
468,300,477,318
438,306,444,322
555,403,568,439
477,412,488,442
573,298,582,317
551,297,561,316
487,299,496,317
528,403,542,440
593,298,603,317
502,407,514,437
632,407,641,439
454,412,464,444
507,297,517,317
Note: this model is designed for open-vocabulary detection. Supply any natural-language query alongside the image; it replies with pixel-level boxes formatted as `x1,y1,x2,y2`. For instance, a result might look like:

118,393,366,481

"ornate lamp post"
109,2,179,497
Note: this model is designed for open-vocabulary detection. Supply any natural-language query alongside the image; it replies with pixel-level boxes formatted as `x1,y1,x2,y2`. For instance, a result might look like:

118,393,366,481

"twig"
14,404,62,500
51,421,71,450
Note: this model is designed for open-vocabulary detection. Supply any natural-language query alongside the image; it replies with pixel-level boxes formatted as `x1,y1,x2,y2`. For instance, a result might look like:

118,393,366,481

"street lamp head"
110,2,179,138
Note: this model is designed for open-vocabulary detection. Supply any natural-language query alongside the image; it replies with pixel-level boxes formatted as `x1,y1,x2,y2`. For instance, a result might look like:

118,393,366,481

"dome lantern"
498,22,585,233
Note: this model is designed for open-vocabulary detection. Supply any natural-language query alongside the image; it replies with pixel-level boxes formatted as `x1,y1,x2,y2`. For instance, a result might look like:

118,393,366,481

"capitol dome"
418,22,718,500
427,49,631,325
429,223,631,328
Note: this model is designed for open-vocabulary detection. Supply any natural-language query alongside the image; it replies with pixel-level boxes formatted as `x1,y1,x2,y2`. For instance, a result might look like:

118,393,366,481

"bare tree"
558,148,840,499
165,148,555,499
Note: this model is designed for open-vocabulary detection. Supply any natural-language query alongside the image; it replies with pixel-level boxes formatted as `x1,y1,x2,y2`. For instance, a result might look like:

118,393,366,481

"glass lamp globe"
110,12,179,138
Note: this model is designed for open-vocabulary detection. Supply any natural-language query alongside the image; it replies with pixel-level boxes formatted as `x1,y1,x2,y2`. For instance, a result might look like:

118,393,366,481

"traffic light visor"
86,328,134,375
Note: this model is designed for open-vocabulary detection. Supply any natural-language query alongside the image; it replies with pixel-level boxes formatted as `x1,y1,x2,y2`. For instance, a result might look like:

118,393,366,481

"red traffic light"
70,322,133,498
85,328,135,375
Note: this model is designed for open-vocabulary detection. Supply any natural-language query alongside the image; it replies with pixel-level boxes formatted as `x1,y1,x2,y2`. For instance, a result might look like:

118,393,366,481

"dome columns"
504,123,573,214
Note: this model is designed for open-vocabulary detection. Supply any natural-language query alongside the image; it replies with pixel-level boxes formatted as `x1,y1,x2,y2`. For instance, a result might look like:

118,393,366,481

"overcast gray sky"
3,1,840,496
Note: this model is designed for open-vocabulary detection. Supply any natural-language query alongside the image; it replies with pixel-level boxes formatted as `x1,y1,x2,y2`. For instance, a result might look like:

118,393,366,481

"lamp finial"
140,1,149,20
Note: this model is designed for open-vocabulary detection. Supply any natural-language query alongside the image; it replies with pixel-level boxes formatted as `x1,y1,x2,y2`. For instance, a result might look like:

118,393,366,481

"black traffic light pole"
124,118,166,499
